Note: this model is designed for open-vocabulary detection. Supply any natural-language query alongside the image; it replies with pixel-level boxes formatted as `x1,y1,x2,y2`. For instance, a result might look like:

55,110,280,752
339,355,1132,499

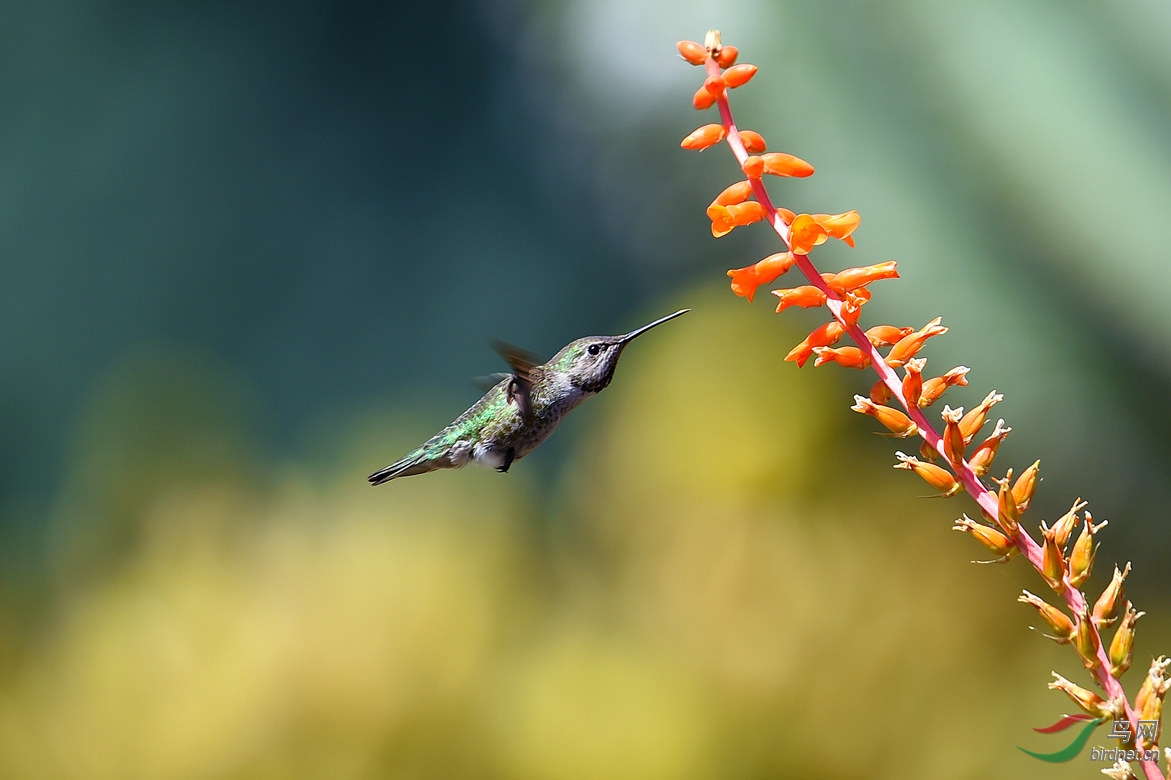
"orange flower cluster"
678,30,1167,776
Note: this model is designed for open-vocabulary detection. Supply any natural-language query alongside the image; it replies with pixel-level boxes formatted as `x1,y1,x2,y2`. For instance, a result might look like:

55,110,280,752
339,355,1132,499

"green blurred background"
2,1,1170,777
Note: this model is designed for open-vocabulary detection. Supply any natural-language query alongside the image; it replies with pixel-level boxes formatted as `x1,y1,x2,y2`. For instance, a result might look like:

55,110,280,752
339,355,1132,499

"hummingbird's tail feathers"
367,452,434,485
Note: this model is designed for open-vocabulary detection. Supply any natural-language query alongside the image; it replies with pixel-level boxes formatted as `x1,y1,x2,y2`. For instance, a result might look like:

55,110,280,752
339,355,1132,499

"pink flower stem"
706,55,1160,780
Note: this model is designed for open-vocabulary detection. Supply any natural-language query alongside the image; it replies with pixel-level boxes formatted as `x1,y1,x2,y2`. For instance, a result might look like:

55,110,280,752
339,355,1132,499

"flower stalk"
677,30,1165,779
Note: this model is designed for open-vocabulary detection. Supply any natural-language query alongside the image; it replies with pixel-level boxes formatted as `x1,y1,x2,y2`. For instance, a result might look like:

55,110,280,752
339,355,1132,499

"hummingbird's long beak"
618,309,690,343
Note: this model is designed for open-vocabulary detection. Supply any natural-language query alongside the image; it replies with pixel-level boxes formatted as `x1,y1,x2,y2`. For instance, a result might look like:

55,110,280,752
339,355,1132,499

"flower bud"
676,40,707,65
712,179,754,208
692,84,717,110
886,316,947,367
870,379,893,406
761,152,814,178
967,419,1010,477
681,123,727,150
1050,498,1087,550
812,345,870,369
1074,603,1102,670
739,130,766,152
958,391,1003,444
941,405,966,469
715,44,739,68
787,321,846,367
722,63,758,88
894,451,960,496
1135,657,1171,745
852,395,917,437
772,285,826,313
993,470,1021,539
1049,672,1114,718
918,366,970,407
1109,602,1143,678
1093,562,1130,629
1011,459,1041,512
825,261,898,293
865,325,914,348
1068,511,1105,589
901,358,926,408
1039,519,1066,591
726,251,794,302
955,514,1016,560
1018,589,1074,642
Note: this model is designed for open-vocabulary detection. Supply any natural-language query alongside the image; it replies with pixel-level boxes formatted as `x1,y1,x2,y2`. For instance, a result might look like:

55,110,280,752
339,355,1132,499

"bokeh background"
2,1,1170,777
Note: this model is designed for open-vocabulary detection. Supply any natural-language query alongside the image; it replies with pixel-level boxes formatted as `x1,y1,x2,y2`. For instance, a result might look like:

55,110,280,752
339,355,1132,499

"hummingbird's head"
551,310,689,394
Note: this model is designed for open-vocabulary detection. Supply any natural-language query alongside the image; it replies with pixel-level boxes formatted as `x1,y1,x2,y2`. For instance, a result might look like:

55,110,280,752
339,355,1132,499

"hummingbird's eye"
587,343,603,356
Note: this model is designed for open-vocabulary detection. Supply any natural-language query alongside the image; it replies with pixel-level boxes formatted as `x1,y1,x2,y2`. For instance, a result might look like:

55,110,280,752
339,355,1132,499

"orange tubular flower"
958,391,1003,444
772,285,827,313
789,214,829,255
761,152,814,178
886,316,948,368
995,471,1022,539
739,130,766,153
711,180,754,208
894,451,961,496
1040,520,1066,591
1018,590,1075,642
1011,459,1041,512
825,261,899,293
1049,673,1114,719
918,366,970,407
866,325,914,347
787,321,846,367
1110,602,1143,678
1093,562,1131,629
676,40,707,65
681,124,727,150
967,419,1010,477
708,201,764,237
852,395,917,437
955,515,1016,559
811,211,862,247
1074,604,1103,670
941,405,966,469
1068,513,1105,590
727,252,796,302
812,345,870,369
1050,499,1086,549
722,63,758,88
901,358,926,408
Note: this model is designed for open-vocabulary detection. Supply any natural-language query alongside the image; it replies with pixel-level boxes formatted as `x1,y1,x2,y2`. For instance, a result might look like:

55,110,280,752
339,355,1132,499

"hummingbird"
367,309,689,484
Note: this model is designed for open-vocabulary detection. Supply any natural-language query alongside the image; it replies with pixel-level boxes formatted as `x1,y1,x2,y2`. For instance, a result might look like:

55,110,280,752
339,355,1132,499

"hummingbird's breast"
477,371,588,463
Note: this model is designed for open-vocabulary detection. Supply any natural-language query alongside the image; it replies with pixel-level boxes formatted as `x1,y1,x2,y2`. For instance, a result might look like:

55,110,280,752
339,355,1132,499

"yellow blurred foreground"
0,293,1136,779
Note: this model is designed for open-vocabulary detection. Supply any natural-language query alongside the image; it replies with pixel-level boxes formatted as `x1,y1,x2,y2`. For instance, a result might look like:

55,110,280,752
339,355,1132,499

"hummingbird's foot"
497,447,516,473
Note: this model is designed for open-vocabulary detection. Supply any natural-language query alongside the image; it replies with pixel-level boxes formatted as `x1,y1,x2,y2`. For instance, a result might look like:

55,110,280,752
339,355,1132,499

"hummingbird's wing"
491,340,539,420
472,372,512,393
